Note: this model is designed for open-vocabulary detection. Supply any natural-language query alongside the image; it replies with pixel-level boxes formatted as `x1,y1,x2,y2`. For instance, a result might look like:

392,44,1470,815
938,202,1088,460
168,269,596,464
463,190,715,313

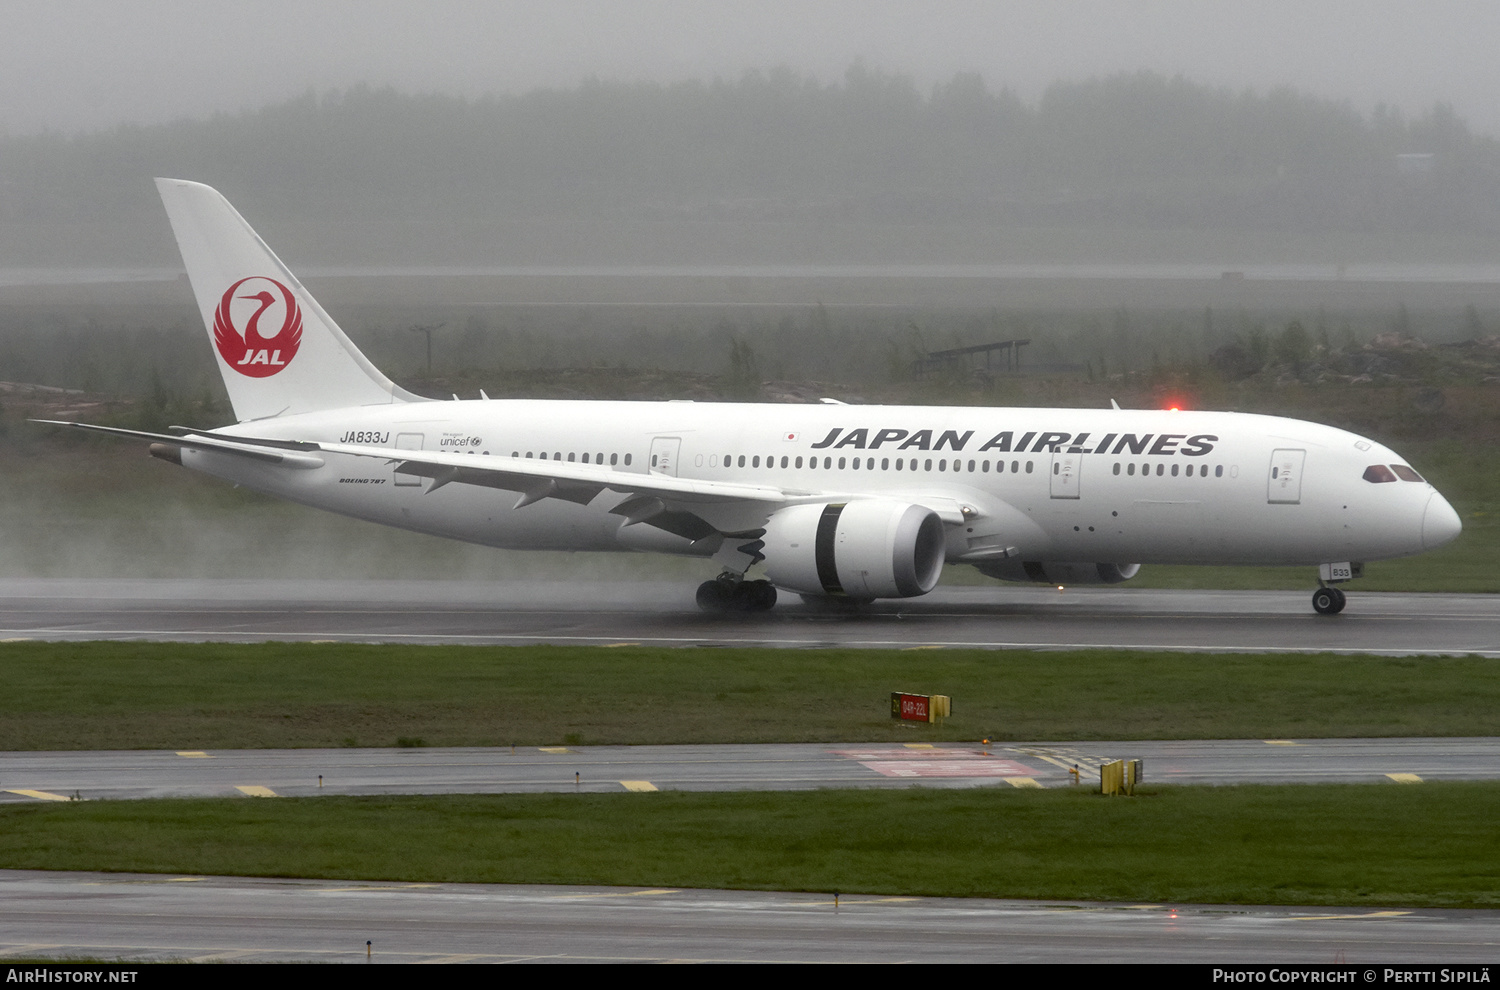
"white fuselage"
183,399,1458,570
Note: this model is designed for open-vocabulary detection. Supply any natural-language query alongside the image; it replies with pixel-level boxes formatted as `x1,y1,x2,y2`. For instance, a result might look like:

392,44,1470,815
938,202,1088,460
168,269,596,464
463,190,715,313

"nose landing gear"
1311,561,1359,615
1311,585,1347,615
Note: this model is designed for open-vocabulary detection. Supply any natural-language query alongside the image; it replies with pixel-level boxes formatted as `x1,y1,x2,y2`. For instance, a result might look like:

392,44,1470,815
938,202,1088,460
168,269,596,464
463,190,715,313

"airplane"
38,179,1462,615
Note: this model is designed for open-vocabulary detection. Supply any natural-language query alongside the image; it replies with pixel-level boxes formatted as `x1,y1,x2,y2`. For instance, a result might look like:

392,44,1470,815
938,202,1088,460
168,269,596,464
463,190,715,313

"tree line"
2,66,1496,234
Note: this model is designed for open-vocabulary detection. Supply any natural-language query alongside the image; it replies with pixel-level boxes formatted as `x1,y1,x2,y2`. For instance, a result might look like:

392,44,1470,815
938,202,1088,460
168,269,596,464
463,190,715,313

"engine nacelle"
762,500,946,599
975,560,1141,585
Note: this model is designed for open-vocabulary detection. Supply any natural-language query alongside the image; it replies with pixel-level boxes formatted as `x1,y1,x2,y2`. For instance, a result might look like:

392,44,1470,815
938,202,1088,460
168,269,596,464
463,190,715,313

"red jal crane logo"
213,276,303,377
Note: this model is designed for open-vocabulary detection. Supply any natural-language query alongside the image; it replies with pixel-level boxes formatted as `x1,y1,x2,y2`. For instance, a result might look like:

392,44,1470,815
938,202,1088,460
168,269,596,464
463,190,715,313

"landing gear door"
393,432,424,486
649,437,682,477
1050,452,1081,499
1268,448,1305,504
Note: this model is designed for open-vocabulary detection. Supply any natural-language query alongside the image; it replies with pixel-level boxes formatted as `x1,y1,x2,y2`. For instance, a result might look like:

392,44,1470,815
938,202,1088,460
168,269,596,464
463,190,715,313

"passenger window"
1011,461,1019,473
1113,463,1121,475
1214,465,1222,477
838,457,846,469
1128,463,1135,476
738,455,746,468
796,456,803,468
882,458,889,470
610,453,618,466
624,454,632,466
1156,464,1163,476
1391,464,1425,483
1025,461,1033,473
753,456,760,468
1364,464,1398,484
1171,464,1179,477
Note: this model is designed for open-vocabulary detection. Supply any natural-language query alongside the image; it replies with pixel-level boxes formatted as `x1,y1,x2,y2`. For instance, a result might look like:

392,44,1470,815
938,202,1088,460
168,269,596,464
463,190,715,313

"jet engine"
975,560,1141,585
761,500,946,599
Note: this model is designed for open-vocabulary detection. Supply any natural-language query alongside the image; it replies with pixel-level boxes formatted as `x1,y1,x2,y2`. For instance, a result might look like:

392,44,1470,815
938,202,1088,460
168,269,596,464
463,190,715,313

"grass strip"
2,642,1498,749
2,784,1497,907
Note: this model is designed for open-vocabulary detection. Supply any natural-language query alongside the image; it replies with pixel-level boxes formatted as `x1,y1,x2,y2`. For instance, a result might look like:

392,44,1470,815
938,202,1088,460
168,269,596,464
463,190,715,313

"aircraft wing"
314,440,795,539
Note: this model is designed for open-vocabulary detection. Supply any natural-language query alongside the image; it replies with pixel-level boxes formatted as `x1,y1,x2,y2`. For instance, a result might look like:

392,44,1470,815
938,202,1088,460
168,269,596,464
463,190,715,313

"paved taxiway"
3,738,1496,802
3,578,1499,654
3,870,1497,964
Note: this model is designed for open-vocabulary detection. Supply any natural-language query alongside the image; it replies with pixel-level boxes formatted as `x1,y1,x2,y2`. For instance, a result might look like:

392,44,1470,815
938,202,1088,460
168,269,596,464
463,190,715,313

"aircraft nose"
1422,492,1463,550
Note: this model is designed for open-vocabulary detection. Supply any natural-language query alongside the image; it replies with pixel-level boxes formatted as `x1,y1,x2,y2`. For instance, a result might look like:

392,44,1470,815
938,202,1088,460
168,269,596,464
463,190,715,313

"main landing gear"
696,575,777,613
1311,585,1347,615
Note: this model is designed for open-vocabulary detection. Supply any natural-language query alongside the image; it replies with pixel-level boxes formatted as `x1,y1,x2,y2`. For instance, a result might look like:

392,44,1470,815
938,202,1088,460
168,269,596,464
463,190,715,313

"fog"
4,1,1499,137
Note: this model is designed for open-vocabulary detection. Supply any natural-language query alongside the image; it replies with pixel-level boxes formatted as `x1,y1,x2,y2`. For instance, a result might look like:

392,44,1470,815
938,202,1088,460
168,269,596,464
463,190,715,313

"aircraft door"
649,437,681,477
1267,448,1305,504
393,432,424,486
1050,451,1081,499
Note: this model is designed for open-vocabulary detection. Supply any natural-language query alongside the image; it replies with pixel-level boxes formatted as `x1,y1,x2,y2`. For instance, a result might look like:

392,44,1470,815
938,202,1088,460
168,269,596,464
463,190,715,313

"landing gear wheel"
1311,587,1346,615
696,579,734,612
733,580,777,612
696,578,777,613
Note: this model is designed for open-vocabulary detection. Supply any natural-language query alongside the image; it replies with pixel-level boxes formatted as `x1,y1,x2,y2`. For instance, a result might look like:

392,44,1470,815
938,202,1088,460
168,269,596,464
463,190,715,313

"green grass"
2,642,1497,750
3,784,1497,907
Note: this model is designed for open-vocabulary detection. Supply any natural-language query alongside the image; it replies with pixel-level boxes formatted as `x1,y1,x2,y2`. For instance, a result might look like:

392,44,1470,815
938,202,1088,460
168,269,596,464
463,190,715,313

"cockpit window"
1363,464,1397,484
1391,464,1425,483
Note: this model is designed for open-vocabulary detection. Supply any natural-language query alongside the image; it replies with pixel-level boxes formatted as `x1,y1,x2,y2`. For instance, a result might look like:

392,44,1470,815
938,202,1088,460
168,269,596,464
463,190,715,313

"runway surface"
3,738,1496,802
2,870,1495,964
3,579,1499,654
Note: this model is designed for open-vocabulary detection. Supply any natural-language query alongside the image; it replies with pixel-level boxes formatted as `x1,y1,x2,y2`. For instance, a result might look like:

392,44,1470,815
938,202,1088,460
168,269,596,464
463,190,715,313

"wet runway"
3,738,1496,803
2,870,1495,964
2,579,1499,655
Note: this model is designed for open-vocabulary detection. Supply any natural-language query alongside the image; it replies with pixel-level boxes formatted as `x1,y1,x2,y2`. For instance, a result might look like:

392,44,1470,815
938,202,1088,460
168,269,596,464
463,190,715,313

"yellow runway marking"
165,877,205,883
602,642,640,648
1386,773,1423,783
1290,911,1411,921
315,884,439,893
552,889,679,900
537,747,570,754
903,743,936,749
620,780,658,792
1005,777,1043,788
1263,740,1301,746
902,645,945,650
235,785,277,797
177,751,211,758
0,638,32,643
4,789,70,802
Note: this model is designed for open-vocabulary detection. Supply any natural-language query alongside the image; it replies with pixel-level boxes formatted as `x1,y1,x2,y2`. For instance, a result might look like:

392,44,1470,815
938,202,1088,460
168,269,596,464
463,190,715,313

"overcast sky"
4,0,1500,137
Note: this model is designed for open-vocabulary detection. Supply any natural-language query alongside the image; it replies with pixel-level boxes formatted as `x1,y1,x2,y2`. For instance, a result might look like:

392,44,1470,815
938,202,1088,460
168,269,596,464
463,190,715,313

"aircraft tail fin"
155,178,423,422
